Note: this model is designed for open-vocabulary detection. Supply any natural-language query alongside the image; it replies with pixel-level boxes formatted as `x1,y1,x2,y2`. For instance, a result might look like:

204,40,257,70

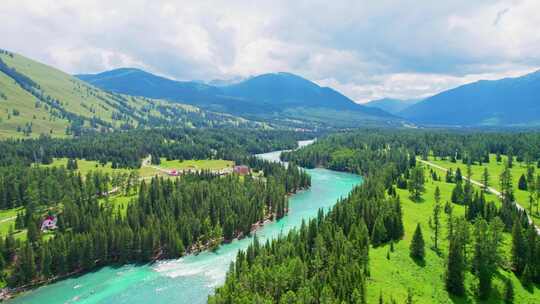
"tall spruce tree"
408,166,425,202
431,186,441,252
371,215,388,247
481,167,490,193
410,223,425,261
518,174,528,191
511,219,527,274
446,223,465,295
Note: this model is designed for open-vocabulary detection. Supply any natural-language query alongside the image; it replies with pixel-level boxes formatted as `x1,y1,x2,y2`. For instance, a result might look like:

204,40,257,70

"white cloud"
1,0,540,102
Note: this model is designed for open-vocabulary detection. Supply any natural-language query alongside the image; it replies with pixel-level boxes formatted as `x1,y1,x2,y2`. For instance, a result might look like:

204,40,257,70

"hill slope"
0,50,257,138
78,70,399,128
400,70,540,126
365,98,419,115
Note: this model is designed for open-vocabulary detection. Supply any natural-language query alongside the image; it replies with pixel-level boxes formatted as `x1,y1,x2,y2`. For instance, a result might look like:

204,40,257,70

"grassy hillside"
367,166,539,303
0,49,260,138
78,69,402,129
427,154,540,226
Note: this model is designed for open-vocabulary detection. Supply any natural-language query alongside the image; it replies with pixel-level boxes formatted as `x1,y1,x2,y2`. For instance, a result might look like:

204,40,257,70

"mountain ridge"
400,69,540,126
0,50,258,138
77,68,398,128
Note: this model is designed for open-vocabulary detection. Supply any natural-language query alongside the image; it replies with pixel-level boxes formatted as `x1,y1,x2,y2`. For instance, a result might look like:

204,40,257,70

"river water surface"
11,143,361,304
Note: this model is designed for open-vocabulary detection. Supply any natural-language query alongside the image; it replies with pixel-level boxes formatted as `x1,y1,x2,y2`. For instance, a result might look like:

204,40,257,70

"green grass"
100,193,137,217
367,165,539,303
158,158,234,170
0,206,24,236
0,70,68,138
427,154,539,226
0,51,255,139
38,157,134,176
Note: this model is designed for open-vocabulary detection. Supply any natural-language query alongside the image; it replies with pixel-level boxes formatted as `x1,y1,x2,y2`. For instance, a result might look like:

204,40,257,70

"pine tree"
445,168,454,183
511,220,527,274
14,212,24,230
500,165,514,204
20,242,36,284
431,187,441,252
446,232,465,295
371,215,387,247
26,218,40,244
482,167,490,193
451,181,464,204
410,223,425,260
473,218,503,299
455,168,463,183
503,278,514,304
518,174,528,191
408,166,425,202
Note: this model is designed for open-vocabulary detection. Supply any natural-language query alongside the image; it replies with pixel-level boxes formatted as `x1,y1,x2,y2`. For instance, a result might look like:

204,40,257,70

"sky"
2,0,540,103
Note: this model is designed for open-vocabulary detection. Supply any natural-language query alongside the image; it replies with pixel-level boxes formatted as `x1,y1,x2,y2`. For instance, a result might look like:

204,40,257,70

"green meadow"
367,164,539,303
427,154,540,226
158,158,234,171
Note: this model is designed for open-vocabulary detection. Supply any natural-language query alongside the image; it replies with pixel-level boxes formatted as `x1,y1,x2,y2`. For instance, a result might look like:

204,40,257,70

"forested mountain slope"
0,49,258,138
400,70,540,126
78,69,400,128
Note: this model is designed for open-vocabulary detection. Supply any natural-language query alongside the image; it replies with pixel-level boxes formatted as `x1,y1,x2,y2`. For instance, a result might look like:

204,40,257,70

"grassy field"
367,164,539,303
39,157,135,176
158,158,234,170
100,193,137,217
0,206,24,236
427,154,539,226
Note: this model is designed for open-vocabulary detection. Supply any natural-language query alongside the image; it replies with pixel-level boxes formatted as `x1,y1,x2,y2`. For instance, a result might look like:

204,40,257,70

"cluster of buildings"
167,165,250,177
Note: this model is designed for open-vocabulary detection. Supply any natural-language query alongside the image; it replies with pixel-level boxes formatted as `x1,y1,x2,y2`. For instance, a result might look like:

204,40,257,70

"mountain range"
365,98,420,115
400,70,540,126
0,50,258,138
2,48,540,138
77,69,398,128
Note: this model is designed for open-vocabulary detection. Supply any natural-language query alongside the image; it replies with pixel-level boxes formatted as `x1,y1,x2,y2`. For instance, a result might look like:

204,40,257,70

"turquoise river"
10,144,361,304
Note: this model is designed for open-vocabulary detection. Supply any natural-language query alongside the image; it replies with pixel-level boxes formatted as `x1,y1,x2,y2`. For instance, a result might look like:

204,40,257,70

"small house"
234,165,250,175
41,215,57,231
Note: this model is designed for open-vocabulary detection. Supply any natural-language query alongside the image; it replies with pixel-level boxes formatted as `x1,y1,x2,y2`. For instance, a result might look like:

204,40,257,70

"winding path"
418,158,540,234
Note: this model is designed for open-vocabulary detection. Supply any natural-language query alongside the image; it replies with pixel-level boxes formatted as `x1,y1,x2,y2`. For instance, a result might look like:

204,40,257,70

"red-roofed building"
41,215,57,231
233,165,250,175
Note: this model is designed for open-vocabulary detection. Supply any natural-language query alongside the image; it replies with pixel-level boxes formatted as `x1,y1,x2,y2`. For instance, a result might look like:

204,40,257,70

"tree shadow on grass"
411,256,426,267
449,293,473,304
409,196,426,204
495,269,540,295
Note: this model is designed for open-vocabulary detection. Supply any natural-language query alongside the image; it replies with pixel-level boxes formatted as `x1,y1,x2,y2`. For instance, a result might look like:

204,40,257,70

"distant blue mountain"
400,70,540,126
77,68,219,102
77,69,397,128
365,98,419,115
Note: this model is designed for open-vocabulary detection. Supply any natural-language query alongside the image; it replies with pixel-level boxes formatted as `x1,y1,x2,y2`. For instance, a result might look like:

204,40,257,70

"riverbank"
8,168,360,303
2,143,314,302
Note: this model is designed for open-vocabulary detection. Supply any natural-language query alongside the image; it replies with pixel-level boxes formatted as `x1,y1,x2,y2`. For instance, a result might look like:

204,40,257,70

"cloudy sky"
2,0,540,102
